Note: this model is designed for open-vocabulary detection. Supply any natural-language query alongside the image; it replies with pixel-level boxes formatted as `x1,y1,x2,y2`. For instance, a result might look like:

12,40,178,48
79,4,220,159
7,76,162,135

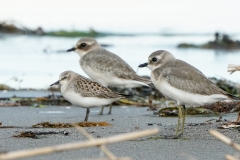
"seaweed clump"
32,121,111,128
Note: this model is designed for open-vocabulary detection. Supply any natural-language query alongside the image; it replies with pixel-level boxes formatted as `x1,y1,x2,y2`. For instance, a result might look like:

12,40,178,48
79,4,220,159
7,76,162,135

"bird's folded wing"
160,67,227,95
82,49,138,80
73,79,123,99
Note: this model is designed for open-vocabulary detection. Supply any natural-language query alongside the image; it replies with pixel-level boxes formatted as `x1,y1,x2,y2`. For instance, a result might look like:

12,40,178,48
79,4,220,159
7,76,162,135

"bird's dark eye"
62,76,67,80
80,43,86,47
152,57,158,62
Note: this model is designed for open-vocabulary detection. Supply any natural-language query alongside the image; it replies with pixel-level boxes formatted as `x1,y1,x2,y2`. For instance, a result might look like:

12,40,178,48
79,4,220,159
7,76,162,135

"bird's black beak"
138,62,148,68
50,80,60,86
66,47,76,52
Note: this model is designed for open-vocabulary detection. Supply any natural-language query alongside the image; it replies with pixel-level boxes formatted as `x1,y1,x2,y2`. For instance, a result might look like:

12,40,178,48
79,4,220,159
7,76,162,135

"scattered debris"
0,128,159,160
13,131,69,139
187,123,208,126
205,116,224,123
0,101,21,107
115,98,149,106
32,121,111,128
218,123,240,129
228,64,240,75
147,123,162,126
0,125,22,129
217,121,240,129
134,126,140,130
201,101,240,113
0,95,71,107
158,107,214,117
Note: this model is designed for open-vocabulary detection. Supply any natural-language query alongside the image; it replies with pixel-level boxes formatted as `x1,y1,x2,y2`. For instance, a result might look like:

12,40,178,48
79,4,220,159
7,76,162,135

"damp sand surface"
0,92,240,160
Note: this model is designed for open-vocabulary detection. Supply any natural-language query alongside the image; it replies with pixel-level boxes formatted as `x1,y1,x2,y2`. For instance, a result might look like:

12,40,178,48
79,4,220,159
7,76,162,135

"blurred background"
1,0,240,89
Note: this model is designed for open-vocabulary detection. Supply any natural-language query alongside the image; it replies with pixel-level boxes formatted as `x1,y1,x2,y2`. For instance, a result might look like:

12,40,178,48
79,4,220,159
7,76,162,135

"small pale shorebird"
50,71,126,122
66,37,153,115
139,50,239,138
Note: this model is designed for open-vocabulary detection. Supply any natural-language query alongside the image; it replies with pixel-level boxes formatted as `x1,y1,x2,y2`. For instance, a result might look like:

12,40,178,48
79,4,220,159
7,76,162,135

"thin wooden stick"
79,158,131,160
72,123,118,160
225,155,239,160
235,112,240,122
227,64,240,74
0,128,159,160
209,130,240,151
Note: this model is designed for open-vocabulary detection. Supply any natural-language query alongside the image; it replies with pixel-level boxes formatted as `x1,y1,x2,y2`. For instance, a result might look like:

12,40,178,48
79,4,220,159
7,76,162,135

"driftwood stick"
227,64,240,74
79,158,132,160
209,130,240,151
72,123,118,160
225,155,239,160
0,128,159,160
235,112,240,122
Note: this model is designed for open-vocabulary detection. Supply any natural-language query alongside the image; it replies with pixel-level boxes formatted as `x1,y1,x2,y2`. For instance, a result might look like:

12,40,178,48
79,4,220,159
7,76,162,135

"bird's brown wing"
81,48,152,86
72,76,124,99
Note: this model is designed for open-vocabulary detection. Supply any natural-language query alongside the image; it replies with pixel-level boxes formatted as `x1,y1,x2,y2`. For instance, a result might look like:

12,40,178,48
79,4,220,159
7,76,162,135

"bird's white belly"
63,91,118,108
153,79,228,106
82,66,147,88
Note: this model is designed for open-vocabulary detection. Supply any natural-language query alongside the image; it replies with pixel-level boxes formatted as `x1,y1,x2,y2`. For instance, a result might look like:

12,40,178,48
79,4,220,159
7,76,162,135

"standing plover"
50,71,126,122
67,37,153,115
139,50,239,138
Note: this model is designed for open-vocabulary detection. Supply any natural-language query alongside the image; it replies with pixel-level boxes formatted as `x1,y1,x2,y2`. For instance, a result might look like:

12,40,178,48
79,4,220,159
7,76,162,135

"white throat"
147,65,158,71
75,50,88,58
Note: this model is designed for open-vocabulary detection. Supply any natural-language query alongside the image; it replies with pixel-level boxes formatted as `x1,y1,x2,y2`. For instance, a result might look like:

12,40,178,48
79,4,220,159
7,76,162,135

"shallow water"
1,35,240,89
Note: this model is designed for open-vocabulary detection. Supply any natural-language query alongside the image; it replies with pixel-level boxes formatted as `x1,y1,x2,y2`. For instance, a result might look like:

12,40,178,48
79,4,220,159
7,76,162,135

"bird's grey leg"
107,103,113,115
179,105,186,137
99,106,104,115
84,108,90,122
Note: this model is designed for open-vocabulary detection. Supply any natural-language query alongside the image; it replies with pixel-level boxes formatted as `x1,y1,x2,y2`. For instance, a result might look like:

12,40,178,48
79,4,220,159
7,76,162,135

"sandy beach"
0,91,239,160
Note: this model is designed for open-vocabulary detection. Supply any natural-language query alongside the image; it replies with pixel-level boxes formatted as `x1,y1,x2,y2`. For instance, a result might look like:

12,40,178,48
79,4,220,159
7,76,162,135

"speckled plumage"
51,71,125,121
60,71,124,99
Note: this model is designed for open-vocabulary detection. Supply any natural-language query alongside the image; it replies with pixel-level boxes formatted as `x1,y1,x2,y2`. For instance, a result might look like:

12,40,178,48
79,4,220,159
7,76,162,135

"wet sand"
0,91,239,160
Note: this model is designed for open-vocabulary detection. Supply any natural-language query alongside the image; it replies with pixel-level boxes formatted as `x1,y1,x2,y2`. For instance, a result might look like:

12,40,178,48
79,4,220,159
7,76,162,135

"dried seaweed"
201,101,240,113
13,131,69,139
32,121,111,128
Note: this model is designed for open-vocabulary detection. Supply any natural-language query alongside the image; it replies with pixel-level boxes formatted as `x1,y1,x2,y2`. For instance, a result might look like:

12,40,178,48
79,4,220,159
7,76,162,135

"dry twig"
228,64,240,75
209,130,240,151
78,158,131,160
225,154,239,160
72,123,118,160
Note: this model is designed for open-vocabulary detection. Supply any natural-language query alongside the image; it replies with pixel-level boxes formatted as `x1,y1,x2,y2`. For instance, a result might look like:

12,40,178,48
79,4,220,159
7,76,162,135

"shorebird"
139,50,239,138
66,37,153,115
50,71,126,122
